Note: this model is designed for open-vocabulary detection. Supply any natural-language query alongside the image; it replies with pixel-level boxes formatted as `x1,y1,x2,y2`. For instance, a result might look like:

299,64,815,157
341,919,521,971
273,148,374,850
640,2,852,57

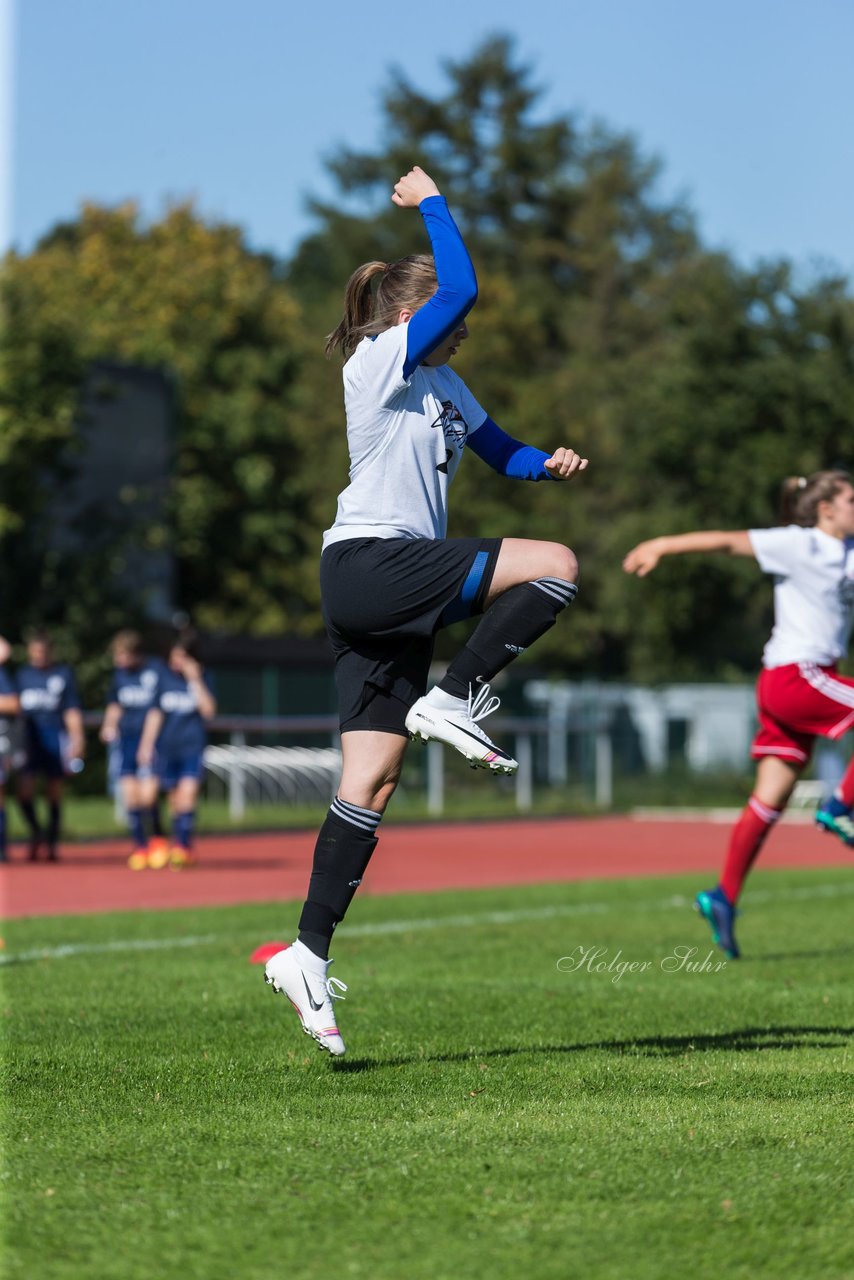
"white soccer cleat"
405,682,518,775
264,944,347,1057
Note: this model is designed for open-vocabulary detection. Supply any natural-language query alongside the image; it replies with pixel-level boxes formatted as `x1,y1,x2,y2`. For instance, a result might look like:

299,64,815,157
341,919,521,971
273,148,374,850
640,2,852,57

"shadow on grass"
333,1024,854,1072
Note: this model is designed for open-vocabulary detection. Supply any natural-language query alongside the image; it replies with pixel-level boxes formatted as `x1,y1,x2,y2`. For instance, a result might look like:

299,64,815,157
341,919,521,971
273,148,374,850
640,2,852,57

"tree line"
2,35,851,691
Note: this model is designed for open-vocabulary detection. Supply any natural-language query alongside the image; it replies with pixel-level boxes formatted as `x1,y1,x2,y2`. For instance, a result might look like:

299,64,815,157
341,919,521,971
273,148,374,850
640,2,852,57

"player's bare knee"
340,765,401,813
560,545,579,584
537,543,578,584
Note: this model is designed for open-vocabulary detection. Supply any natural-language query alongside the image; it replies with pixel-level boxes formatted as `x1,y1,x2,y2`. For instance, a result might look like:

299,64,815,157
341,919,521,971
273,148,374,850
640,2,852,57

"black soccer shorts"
320,535,502,735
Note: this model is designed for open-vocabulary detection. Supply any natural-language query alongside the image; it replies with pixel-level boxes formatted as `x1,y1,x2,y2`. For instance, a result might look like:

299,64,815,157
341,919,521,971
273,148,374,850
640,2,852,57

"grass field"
3,868,854,1280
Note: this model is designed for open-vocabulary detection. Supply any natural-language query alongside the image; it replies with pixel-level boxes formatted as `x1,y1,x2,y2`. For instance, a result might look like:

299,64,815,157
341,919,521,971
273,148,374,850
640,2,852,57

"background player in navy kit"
0,636,21,863
137,632,216,869
15,631,85,861
264,165,588,1056
624,470,854,958
100,630,168,871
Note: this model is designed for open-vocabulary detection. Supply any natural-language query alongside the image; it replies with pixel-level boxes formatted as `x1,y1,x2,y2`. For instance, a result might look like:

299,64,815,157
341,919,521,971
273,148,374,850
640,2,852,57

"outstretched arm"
623,530,755,577
392,167,478,377
467,417,588,482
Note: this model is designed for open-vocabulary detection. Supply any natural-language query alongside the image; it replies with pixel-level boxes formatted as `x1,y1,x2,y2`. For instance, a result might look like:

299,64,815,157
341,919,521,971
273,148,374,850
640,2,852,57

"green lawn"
3,869,853,1280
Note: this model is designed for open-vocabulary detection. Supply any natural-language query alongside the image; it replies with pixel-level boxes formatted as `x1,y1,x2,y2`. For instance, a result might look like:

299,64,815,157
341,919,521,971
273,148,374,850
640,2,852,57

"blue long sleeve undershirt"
404,199,551,480
467,416,554,481
403,196,478,379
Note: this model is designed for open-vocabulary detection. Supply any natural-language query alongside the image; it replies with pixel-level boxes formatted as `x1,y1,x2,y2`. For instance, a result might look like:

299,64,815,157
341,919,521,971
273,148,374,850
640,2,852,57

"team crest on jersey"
430,400,469,447
47,675,65,696
141,669,158,688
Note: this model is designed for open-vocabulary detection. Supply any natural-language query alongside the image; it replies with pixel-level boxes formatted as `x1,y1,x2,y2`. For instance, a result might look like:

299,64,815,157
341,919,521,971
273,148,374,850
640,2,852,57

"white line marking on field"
0,934,218,967
2,880,852,968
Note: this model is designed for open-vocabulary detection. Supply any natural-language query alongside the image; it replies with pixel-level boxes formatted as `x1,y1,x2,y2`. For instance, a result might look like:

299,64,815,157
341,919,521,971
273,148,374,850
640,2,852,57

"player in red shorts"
624,469,854,957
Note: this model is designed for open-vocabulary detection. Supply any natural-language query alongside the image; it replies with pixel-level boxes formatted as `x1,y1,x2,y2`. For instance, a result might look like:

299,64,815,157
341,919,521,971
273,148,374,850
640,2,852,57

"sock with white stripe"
297,798,382,960
720,794,782,905
439,578,577,699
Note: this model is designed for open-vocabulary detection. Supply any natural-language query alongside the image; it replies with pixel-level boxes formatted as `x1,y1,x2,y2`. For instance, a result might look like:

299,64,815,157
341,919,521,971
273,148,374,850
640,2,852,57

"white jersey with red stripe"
748,525,854,668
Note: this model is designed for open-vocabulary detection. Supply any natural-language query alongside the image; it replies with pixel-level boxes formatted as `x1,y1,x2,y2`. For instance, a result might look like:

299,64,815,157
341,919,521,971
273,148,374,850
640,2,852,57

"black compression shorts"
320,536,502,735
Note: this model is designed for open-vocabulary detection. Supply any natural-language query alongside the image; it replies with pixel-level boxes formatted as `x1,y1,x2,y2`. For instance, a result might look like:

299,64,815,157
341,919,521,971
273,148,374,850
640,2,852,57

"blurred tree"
0,202,310,692
290,35,854,680
2,35,852,691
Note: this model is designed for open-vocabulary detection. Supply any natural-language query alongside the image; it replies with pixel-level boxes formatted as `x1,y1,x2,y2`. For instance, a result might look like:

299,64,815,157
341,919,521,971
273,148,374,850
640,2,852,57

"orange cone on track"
249,941,290,964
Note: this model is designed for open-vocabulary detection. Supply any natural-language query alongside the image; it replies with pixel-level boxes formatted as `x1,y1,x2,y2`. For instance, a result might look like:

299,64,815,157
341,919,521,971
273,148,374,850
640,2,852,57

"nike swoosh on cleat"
302,974,324,1013
450,723,514,758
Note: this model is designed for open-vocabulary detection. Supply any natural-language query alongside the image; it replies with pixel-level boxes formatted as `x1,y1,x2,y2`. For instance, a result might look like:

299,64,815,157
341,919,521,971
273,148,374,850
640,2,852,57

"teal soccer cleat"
815,796,854,848
694,886,740,959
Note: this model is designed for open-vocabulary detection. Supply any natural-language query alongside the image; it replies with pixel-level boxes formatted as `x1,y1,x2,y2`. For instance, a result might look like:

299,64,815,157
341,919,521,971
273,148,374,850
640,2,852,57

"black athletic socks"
298,797,382,960
18,798,39,835
127,808,146,849
439,577,577,698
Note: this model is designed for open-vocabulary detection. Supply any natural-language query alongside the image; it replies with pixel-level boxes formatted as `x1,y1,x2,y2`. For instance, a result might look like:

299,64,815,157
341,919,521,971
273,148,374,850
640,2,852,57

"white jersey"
322,324,487,549
748,525,854,668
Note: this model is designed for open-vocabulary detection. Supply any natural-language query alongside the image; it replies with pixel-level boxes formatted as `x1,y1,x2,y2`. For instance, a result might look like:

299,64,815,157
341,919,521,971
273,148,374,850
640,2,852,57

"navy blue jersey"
0,664,17,753
153,667,213,757
107,659,166,739
16,663,81,751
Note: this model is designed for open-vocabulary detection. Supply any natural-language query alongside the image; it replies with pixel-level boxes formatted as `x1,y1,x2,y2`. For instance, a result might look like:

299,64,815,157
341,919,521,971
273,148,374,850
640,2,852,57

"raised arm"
177,654,217,721
392,167,478,377
623,530,755,577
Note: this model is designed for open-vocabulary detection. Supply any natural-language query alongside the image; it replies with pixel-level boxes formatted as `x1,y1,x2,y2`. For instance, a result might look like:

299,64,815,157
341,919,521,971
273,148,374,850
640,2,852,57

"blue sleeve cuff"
467,417,552,480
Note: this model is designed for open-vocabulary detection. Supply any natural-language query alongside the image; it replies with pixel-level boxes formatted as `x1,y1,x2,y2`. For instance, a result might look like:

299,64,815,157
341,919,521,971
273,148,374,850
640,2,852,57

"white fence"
203,743,343,817
198,713,614,817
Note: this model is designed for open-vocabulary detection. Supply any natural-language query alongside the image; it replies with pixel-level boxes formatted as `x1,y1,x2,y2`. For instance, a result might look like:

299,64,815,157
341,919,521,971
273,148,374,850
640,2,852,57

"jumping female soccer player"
623,469,854,958
264,165,588,1056
0,636,21,863
16,631,85,861
137,632,216,869
100,631,167,870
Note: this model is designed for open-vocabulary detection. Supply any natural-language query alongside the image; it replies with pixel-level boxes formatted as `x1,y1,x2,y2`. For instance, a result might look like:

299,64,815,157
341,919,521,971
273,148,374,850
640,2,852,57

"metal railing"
195,713,615,818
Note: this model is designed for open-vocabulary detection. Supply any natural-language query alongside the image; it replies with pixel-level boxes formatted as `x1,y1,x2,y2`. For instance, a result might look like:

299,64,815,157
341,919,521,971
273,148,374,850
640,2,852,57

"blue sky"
7,0,854,277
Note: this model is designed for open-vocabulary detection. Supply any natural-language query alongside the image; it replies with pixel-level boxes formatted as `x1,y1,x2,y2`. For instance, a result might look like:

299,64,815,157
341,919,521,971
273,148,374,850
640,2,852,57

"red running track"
1,816,850,920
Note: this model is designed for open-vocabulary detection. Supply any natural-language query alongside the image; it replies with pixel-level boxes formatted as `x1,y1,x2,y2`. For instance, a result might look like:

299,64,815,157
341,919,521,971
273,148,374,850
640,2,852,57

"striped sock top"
530,578,578,608
330,796,383,835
